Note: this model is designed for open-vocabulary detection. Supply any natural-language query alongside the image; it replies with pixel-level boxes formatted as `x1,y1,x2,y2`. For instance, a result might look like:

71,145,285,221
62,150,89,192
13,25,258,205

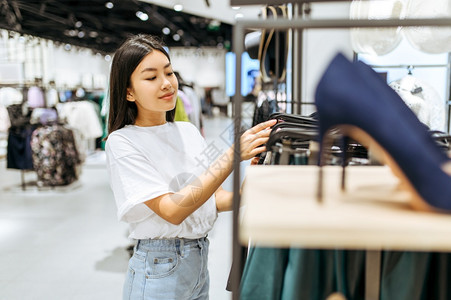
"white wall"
169,47,226,89
301,2,354,115
48,45,109,89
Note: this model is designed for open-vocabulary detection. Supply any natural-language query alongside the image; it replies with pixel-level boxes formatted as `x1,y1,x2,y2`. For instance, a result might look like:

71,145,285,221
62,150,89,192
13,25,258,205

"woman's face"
127,50,178,120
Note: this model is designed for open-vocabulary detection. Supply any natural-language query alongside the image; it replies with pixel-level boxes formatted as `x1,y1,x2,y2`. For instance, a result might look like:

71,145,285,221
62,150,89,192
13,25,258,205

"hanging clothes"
30,124,81,186
56,101,103,139
0,87,23,107
7,125,35,170
252,91,279,127
45,87,59,108
177,90,193,116
174,96,190,122
27,86,46,108
181,85,202,131
56,100,103,158
6,103,34,170
0,103,10,133
389,74,446,131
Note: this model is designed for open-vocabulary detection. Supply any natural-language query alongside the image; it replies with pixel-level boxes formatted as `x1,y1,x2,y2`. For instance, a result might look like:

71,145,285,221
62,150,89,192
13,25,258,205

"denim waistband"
136,236,208,252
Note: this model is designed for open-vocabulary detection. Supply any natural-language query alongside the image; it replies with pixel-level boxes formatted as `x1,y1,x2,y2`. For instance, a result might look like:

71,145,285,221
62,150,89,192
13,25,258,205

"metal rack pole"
231,21,244,300
291,3,303,115
447,53,451,132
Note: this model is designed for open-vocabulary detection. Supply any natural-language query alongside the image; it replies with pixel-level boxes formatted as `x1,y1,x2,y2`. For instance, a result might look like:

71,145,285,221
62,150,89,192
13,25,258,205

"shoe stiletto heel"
317,128,349,202
340,136,350,191
317,125,338,203
315,53,451,213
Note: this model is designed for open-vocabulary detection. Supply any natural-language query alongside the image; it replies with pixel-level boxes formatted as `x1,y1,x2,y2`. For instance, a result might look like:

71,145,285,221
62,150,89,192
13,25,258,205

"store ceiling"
0,0,235,54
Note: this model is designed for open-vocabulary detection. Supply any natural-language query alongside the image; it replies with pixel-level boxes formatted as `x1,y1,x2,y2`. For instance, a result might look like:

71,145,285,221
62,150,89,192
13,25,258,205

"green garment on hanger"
240,247,365,300
240,247,451,299
174,96,190,122
380,251,451,300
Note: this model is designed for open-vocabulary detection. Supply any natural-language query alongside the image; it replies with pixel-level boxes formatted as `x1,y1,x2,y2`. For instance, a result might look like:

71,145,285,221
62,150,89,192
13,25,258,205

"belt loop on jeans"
197,238,204,249
179,238,185,257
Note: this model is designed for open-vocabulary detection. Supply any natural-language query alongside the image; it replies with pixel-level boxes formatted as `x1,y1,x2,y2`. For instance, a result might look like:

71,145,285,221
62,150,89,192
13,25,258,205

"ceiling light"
89,31,98,38
136,11,149,21
77,31,85,38
173,34,180,41
75,21,83,28
104,55,111,61
235,13,244,19
64,44,72,51
105,2,114,9
173,4,183,12
64,29,77,37
232,6,240,10
162,27,170,35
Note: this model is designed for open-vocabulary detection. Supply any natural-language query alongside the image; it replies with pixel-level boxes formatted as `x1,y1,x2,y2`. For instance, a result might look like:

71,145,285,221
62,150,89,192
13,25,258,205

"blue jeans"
123,237,210,300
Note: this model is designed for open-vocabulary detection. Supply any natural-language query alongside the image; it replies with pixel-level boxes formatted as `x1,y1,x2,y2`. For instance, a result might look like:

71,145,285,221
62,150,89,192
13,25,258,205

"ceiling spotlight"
75,21,83,28
77,31,85,38
232,6,240,10
65,29,77,37
104,55,111,61
64,44,72,51
136,11,149,21
173,34,180,41
162,27,170,35
173,4,183,12
105,2,114,9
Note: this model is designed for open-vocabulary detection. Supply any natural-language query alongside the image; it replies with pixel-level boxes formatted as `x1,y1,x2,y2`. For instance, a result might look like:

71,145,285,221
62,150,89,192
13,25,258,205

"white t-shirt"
105,121,218,239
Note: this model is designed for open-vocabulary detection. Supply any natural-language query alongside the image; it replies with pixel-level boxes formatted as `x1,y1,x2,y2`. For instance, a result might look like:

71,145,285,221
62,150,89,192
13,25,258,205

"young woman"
105,34,275,300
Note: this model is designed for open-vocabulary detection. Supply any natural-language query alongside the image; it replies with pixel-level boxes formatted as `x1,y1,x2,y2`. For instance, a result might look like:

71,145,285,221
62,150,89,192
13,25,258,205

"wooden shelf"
240,165,451,251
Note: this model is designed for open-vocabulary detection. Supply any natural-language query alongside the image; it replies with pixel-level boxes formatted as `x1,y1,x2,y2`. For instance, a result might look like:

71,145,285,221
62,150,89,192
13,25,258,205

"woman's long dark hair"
107,34,176,137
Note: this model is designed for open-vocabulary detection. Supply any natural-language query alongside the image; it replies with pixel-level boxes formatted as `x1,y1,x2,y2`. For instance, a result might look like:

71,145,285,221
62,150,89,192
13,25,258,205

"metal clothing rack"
369,63,451,69
230,7,451,299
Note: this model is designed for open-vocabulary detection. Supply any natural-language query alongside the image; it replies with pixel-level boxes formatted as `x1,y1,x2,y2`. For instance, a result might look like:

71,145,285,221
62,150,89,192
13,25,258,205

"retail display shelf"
240,165,451,252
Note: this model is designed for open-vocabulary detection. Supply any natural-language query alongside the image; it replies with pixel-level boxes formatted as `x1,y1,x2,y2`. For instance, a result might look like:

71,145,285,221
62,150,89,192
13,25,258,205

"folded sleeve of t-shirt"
106,135,172,223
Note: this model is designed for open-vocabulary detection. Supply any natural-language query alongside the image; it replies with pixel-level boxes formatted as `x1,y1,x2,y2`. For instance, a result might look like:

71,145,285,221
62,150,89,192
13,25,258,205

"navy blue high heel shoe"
335,59,450,192
315,53,451,212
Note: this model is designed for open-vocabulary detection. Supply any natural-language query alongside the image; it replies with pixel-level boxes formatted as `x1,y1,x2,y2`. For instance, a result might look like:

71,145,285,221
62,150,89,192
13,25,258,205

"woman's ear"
126,89,135,102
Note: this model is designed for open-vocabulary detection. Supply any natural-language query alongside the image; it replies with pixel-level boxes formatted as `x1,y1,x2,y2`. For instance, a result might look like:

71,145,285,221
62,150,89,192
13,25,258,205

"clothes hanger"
266,127,318,149
269,112,318,125
270,121,317,132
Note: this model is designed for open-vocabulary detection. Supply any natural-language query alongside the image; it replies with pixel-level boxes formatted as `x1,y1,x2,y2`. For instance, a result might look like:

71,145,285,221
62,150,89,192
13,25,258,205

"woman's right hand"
239,119,276,161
